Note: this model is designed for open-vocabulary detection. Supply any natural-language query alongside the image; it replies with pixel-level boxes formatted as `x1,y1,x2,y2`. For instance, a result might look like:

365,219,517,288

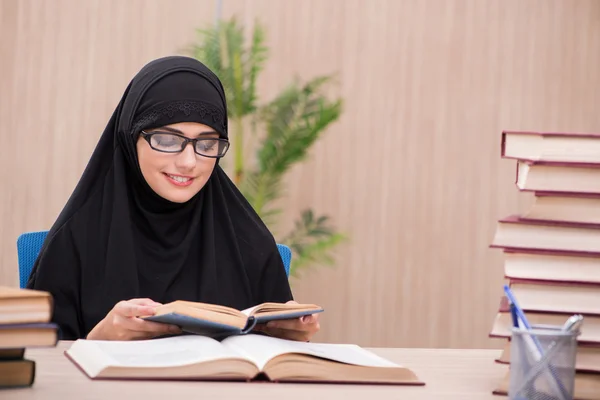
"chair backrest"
16,231,48,289
276,243,292,277
17,230,292,288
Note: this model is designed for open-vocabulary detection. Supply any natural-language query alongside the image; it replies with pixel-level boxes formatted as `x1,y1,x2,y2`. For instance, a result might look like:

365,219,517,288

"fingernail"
170,326,181,333
266,321,275,328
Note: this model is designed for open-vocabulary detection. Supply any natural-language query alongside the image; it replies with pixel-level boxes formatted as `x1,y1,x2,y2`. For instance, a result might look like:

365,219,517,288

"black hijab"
27,56,293,340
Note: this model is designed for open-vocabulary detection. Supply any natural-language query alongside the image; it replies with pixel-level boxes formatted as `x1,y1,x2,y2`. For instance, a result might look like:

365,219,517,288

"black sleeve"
26,227,83,340
257,246,294,304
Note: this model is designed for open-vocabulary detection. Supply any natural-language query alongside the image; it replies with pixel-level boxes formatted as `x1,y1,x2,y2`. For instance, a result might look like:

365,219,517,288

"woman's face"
136,122,219,203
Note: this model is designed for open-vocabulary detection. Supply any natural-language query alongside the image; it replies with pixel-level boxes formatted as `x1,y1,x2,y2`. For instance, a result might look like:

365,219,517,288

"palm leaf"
240,170,284,222
189,18,267,119
258,76,342,177
281,209,347,277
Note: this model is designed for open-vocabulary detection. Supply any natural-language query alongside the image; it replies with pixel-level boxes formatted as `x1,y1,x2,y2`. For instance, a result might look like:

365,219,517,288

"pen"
509,302,519,328
503,285,534,330
562,314,583,333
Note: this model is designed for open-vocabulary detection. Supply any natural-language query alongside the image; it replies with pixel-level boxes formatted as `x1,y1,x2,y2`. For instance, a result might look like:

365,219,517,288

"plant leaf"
281,209,347,277
257,76,343,177
188,18,268,119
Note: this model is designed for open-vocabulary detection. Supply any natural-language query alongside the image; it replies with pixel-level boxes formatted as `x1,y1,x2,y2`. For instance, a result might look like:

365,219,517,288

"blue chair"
16,231,48,289
277,243,292,278
17,230,292,288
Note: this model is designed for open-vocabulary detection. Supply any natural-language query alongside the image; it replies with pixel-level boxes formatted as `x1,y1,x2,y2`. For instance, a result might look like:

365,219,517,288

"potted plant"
188,17,346,278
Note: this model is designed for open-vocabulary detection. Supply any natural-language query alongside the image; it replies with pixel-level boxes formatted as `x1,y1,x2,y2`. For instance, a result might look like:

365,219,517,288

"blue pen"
509,302,519,329
503,285,535,331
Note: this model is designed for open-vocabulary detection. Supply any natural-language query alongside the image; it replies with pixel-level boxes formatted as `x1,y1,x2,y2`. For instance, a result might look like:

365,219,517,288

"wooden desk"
3,342,507,399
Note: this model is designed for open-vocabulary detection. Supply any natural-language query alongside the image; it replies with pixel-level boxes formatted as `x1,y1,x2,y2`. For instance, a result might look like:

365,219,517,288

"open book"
143,301,323,338
65,334,424,385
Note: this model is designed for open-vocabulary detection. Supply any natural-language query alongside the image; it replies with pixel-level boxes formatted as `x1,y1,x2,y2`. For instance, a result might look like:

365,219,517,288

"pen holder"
508,324,579,400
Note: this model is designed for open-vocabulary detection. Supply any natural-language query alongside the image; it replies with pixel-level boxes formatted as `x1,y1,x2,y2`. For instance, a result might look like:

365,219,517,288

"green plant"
189,17,346,278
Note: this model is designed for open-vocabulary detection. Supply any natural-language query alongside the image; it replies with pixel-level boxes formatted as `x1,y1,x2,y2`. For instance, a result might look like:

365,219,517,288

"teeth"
168,174,191,183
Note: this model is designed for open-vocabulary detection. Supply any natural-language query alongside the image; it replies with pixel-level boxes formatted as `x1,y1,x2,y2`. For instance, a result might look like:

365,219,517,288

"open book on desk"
65,334,424,385
143,301,323,338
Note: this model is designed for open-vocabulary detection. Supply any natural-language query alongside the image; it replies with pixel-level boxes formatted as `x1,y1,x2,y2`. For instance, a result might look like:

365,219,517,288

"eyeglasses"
140,131,230,158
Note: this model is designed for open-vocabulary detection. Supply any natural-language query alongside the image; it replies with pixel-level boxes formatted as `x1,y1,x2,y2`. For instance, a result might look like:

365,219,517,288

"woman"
26,56,319,342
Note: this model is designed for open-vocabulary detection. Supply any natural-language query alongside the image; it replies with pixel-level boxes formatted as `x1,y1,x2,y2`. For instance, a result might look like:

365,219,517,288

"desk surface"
3,342,507,400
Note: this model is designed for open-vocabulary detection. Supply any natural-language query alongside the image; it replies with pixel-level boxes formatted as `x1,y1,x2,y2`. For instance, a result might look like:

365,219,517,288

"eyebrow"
150,126,219,137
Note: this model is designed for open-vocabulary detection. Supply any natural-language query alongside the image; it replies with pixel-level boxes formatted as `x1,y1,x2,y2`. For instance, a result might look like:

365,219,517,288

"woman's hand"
86,298,182,341
253,300,320,342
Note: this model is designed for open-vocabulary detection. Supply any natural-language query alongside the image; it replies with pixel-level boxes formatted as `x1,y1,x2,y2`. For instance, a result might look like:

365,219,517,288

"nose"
174,143,197,171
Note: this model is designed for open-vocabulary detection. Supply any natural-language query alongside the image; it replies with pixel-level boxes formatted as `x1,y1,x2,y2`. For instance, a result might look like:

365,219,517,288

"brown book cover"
0,286,53,325
0,323,59,349
0,359,35,389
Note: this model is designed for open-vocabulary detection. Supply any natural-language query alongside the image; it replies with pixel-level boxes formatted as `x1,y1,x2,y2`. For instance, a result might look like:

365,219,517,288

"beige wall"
1,0,600,349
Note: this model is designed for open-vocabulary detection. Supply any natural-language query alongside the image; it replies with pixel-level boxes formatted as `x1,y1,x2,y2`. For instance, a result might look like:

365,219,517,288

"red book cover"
533,191,600,199
508,277,600,289
496,214,600,229
502,247,600,259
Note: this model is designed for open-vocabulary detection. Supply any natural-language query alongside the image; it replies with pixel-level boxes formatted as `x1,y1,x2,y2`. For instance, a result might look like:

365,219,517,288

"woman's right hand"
86,298,182,340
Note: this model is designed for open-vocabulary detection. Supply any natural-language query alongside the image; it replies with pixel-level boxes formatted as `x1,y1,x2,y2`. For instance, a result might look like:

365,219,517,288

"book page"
240,302,321,318
68,335,248,374
241,304,260,317
222,334,401,370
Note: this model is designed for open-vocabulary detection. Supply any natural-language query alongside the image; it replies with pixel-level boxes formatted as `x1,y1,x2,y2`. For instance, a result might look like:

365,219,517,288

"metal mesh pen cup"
508,324,579,400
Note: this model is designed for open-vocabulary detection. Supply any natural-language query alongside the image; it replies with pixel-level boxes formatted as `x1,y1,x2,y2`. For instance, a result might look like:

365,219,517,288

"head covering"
27,56,292,340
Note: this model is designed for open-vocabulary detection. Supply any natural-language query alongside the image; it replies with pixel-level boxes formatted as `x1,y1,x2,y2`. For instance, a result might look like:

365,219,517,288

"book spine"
242,317,258,334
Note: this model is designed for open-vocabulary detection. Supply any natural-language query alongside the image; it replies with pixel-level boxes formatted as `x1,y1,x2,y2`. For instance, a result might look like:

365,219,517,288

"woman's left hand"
253,300,320,342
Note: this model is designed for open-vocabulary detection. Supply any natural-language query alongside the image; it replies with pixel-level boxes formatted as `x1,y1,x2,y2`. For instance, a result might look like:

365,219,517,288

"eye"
150,133,182,150
196,139,219,154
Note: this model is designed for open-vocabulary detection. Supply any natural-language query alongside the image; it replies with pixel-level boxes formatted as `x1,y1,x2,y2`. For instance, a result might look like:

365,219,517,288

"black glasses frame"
140,130,230,158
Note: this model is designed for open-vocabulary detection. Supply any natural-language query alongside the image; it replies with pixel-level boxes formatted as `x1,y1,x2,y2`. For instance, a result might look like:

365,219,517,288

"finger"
127,328,175,341
115,301,158,318
128,317,182,335
252,323,269,333
260,327,311,342
127,298,163,306
301,314,319,323
267,317,315,330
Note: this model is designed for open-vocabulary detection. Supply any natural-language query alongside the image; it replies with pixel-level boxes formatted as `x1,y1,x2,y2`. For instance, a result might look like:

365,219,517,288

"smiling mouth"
164,173,194,187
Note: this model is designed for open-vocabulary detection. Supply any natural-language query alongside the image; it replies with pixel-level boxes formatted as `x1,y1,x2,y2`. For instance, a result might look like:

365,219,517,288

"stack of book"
0,286,58,388
488,131,600,399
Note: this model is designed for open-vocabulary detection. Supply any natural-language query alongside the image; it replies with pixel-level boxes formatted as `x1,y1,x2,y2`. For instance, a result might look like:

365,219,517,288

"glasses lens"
195,139,229,157
149,133,184,152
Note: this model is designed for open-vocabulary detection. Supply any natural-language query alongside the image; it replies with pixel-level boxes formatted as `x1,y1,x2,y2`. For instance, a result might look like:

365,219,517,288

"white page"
241,305,259,316
71,335,245,369
222,334,400,370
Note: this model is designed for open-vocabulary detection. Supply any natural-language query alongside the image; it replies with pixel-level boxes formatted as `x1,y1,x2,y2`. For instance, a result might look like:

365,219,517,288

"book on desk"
489,130,600,399
65,333,424,385
0,286,59,389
